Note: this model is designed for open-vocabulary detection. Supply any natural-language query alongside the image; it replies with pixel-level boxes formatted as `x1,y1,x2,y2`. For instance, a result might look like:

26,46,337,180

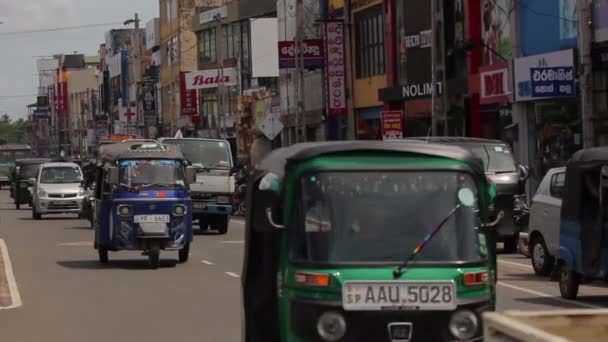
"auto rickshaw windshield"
118,159,186,188
19,164,42,179
291,171,486,264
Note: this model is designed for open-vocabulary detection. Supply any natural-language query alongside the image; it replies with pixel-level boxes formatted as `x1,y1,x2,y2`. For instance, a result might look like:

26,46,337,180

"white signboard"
184,68,238,90
514,49,575,102
146,18,160,50
250,18,279,78
199,6,227,25
259,107,283,140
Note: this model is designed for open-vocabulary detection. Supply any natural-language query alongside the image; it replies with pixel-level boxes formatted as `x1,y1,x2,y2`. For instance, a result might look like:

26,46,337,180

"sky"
0,0,158,119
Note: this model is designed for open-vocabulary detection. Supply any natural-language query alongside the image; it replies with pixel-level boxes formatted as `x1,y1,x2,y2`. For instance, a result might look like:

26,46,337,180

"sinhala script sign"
514,49,575,102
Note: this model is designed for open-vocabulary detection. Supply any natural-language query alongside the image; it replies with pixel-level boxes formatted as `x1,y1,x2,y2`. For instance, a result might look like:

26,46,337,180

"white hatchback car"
521,167,566,276
32,162,86,220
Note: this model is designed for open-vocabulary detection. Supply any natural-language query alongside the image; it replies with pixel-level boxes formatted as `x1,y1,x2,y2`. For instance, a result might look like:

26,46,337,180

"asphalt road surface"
0,190,607,341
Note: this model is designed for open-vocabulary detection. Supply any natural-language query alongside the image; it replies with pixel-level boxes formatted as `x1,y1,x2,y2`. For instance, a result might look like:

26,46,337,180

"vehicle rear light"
295,272,330,287
463,271,488,286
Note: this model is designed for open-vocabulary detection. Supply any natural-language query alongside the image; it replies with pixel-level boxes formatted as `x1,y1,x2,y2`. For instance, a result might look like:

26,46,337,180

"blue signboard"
519,0,577,56
529,67,575,97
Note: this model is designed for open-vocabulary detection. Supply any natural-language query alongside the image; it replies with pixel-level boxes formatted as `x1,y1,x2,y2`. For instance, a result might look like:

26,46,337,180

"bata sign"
184,68,237,90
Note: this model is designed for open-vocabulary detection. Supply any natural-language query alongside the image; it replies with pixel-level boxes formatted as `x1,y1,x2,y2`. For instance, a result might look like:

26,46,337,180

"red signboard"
180,72,199,116
55,67,69,114
325,21,347,116
381,111,404,140
479,62,511,105
278,40,325,69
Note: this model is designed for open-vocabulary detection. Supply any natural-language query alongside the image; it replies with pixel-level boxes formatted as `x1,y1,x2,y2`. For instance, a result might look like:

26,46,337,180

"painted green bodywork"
275,152,497,342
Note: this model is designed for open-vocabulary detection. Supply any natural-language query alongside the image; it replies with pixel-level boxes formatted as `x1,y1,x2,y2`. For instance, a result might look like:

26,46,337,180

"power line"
0,22,123,37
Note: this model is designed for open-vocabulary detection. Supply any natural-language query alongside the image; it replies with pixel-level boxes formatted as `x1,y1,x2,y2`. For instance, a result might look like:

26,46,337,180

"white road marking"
498,259,533,270
230,219,245,225
220,240,244,244
0,239,23,310
497,281,601,309
201,260,215,265
225,272,240,278
57,241,93,247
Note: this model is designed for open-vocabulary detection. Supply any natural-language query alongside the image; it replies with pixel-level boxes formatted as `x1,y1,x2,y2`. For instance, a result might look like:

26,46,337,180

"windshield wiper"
393,204,463,279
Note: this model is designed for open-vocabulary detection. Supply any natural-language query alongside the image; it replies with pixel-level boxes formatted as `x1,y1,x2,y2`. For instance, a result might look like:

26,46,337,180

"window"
550,172,566,199
355,5,385,78
223,23,241,60
199,29,216,63
200,89,218,119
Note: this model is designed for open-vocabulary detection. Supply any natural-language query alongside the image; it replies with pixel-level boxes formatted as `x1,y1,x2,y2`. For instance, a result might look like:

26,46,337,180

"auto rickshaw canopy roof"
98,141,185,164
255,140,486,180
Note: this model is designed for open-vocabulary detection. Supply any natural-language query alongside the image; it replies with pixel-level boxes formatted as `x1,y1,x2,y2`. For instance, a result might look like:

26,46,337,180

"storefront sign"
378,82,442,102
480,63,511,104
278,40,325,69
200,6,227,25
594,0,608,43
529,67,575,97
142,77,156,116
184,68,237,90
180,72,199,116
514,49,575,102
325,21,347,116
381,111,404,140
403,30,432,49
519,0,577,56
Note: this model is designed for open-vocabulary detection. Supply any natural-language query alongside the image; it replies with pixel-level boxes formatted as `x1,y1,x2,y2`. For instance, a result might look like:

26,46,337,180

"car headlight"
78,189,86,196
172,204,186,216
449,310,479,341
316,311,346,342
117,205,133,217
216,195,231,204
37,189,47,198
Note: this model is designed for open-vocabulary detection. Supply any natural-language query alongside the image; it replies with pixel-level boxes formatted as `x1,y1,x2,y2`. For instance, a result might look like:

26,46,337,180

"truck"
483,309,608,341
159,138,234,234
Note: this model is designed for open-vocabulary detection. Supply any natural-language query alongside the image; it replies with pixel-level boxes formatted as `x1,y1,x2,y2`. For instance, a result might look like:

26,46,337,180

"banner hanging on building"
180,72,199,116
381,111,404,140
184,68,237,90
594,0,608,43
142,76,156,117
325,21,347,116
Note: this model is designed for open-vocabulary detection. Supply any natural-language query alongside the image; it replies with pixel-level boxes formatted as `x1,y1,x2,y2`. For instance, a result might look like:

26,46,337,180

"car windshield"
119,159,185,188
291,171,484,264
456,144,517,173
162,139,231,168
19,164,43,179
40,166,83,184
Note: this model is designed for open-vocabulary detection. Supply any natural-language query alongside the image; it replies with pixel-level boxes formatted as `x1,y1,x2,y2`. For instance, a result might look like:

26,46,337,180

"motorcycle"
513,194,531,257
232,166,249,216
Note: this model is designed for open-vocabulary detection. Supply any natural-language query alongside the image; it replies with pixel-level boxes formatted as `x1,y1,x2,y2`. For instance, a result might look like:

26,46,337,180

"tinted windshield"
40,166,82,184
292,171,484,264
457,144,516,173
162,139,231,168
19,164,43,178
119,159,185,188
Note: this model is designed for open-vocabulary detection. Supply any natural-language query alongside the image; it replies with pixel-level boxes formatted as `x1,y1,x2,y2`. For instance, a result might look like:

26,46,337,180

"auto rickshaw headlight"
316,311,346,341
172,204,186,216
117,205,133,217
449,310,479,341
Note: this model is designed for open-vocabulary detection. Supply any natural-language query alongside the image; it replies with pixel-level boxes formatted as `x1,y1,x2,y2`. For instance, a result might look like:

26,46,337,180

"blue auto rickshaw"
558,147,608,299
92,142,195,268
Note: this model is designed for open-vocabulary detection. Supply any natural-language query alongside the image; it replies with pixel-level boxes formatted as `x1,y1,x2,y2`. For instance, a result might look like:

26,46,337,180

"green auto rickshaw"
10,158,52,209
242,141,501,342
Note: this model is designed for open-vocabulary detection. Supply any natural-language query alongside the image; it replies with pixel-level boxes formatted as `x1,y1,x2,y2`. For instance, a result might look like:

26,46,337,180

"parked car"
32,162,86,220
519,167,566,276
408,137,529,252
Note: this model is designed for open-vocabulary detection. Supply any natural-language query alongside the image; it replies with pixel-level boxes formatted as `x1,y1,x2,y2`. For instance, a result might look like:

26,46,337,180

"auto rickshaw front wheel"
148,244,161,269
559,264,581,299
15,203,20,210
98,248,109,264
178,243,190,263
32,207,41,220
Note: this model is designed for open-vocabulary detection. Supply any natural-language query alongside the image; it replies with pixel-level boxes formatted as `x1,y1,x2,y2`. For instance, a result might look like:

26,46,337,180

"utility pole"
295,0,305,142
430,0,447,136
578,0,595,148
215,14,226,139
430,0,437,136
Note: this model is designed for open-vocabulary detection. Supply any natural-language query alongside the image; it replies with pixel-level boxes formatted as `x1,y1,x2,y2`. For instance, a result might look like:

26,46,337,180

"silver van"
32,162,86,220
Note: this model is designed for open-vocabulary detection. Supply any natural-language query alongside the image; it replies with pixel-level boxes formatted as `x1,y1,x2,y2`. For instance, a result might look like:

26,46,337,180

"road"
0,190,607,341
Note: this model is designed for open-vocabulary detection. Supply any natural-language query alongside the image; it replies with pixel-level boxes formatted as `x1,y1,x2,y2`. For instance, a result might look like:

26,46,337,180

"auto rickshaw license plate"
134,215,170,224
342,281,456,311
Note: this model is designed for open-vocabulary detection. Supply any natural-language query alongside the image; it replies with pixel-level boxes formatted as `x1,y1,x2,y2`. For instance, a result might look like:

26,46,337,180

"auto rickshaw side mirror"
107,167,119,185
186,166,197,185
517,164,530,181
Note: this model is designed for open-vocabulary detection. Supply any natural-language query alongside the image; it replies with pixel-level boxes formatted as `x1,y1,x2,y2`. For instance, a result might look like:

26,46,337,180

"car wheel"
199,219,209,232
32,207,42,220
16,203,20,210
178,243,190,263
503,237,517,253
518,237,530,258
531,236,554,276
559,264,581,299
214,216,229,235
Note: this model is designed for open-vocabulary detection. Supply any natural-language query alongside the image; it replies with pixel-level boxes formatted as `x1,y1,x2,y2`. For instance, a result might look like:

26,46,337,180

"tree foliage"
0,115,32,145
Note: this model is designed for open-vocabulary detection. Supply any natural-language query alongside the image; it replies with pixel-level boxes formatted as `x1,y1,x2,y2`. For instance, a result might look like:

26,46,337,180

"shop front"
475,62,513,144
514,49,582,190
